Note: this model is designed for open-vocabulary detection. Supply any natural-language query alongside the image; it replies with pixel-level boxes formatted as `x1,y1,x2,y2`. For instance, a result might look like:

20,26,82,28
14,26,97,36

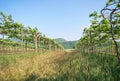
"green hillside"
55,38,77,49
54,38,67,43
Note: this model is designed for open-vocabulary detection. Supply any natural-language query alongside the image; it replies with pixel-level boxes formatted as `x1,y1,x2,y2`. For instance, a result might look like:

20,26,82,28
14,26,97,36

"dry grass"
0,50,119,81
0,51,68,80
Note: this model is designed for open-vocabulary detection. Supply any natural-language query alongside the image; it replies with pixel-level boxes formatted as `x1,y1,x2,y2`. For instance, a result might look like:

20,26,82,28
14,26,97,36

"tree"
28,27,40,52
101,0,120,63
0,12,13,39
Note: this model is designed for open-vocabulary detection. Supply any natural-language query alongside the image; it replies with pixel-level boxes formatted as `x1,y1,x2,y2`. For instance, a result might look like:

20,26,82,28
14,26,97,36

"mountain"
55,38,67,43
54,38,77,49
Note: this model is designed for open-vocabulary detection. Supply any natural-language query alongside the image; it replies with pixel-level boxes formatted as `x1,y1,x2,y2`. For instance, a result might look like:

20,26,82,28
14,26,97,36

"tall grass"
0,50,119,81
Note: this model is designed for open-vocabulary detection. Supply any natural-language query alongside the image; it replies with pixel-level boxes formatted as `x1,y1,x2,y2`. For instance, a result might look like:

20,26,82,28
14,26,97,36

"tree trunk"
49,40,51,51
35,38,37,53
110,10,120,64
34,33,38,53
89,31,93,53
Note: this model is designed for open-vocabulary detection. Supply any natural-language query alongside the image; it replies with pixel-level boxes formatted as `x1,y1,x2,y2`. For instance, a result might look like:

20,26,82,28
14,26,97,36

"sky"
0,0,106,41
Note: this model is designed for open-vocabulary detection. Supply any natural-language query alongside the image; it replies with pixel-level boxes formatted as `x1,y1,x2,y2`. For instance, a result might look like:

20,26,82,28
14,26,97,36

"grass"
0,50,119,81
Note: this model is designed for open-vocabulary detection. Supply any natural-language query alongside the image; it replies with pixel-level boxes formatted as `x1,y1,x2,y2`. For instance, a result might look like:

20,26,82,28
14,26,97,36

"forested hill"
54,38,67,43
54,38,77,49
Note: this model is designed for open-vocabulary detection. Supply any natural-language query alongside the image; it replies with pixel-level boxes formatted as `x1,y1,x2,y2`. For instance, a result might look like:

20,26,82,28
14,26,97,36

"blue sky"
0,0,106,41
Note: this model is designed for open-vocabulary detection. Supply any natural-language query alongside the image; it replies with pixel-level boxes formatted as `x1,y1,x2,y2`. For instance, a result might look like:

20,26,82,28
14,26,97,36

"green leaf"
106,0,115,6
116,3,120,7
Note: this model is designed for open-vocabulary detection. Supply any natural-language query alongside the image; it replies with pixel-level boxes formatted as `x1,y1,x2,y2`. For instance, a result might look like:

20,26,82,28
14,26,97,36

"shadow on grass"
25,72,70,81
25,51,120,81
25,64,120,81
